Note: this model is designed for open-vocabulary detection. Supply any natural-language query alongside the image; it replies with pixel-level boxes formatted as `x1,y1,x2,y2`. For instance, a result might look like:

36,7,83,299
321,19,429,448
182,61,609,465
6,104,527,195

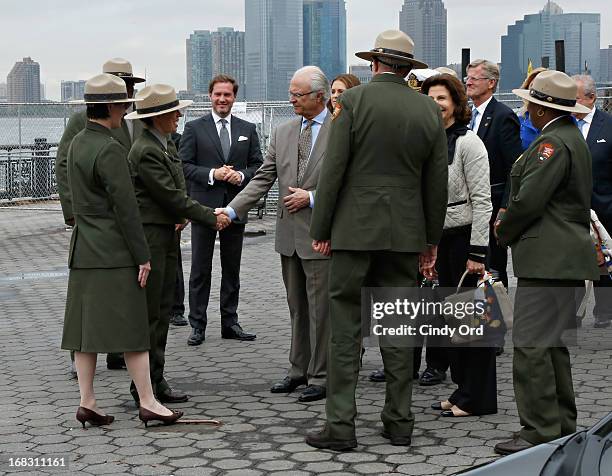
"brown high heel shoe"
76,406,114,428
139,407,184,428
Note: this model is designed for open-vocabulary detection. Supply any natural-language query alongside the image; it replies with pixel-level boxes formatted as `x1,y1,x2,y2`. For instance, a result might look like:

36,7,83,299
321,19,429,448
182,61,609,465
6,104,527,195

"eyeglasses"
464,76,492,82
288,90,316,99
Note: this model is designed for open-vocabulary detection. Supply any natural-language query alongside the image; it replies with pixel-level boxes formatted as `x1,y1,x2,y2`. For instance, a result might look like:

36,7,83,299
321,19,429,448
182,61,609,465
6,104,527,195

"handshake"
214,207,232,231
214,165,242,186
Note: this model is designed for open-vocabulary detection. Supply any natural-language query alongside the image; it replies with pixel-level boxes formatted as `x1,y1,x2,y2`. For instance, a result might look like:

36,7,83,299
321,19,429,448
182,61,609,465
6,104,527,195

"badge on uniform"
332,102,342,120
537,143,555,161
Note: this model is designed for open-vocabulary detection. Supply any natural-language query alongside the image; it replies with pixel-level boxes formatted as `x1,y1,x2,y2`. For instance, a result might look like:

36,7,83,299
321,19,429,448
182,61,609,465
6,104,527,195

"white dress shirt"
471,96,493,133
208,111,244,185
578,107,596,140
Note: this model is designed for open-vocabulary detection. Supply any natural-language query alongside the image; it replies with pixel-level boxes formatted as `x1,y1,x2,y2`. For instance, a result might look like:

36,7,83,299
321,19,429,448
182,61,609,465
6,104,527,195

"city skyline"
1,0,611,101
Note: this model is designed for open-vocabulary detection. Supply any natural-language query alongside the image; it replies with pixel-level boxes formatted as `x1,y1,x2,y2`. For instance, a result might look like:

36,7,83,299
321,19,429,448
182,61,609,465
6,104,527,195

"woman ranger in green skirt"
61,74,183,428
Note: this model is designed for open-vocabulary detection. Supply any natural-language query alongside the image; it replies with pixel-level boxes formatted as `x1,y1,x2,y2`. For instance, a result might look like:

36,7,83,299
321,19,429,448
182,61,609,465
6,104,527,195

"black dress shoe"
369,368,386,382
170,314,188,326
270,376,307,393
157,389,189,404
494,436,534,455
221,324,256,341
298,385,326,402
381,430,412,446
305,428,357,451
431,402,442,411
106,353,126,370
418,367,446,386
187,328,205,346
495,346,504,356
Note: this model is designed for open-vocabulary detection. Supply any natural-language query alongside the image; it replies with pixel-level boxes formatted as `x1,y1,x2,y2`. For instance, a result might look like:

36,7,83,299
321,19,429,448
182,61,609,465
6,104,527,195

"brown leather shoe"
381,430,412,446
305,427,357,451
157,389,189,404
494,435,534,455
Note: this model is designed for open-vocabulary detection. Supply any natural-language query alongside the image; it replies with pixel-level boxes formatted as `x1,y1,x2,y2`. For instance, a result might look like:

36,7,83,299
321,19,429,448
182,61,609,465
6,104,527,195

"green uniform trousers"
131,224,179,398
325,250,418,439
513,278,580,445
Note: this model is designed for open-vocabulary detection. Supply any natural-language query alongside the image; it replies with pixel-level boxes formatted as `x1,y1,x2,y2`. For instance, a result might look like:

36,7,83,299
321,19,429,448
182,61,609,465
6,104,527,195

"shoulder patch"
332,102,342,120
537,142,555,162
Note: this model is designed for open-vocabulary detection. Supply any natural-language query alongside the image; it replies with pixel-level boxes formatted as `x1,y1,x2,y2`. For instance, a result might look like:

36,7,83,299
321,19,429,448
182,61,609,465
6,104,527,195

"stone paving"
0,203,611,475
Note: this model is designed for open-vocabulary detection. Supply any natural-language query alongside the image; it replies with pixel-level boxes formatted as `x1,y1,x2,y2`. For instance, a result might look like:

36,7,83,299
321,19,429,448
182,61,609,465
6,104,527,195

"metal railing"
1,89,611,206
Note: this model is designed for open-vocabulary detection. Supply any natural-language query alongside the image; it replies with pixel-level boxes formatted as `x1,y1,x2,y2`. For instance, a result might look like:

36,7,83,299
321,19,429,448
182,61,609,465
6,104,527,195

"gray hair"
293,66,331,102
467,59,500,92
571,74,597,98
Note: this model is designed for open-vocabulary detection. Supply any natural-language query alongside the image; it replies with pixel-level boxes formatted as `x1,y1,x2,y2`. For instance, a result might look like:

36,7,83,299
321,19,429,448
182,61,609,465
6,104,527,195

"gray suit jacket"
229,112,331,260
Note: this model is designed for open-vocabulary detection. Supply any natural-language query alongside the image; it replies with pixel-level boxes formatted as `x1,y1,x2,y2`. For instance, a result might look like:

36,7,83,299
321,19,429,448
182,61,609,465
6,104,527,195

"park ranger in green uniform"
125,84,229,404
56,58,145,373
306,30,448,450
495,70,599,455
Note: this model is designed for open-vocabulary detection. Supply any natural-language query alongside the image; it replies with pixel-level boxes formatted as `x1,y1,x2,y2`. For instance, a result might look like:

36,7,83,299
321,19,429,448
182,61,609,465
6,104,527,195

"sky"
1,0,610,100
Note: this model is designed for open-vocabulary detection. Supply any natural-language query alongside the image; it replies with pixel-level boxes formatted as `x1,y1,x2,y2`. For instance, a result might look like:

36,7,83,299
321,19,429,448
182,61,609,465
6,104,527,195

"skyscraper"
500,1,600,90
61,80,86,102
186,28,246,98
245,0,303,101
212,27,246,100
303,0,346,80
399,0,447,69
7,57,41,102
186,30,213,94
600,46,612,83
349,64,372,84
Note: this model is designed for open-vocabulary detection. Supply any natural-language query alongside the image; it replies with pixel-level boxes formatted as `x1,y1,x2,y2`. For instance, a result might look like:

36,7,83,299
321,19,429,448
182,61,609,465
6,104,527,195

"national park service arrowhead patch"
537,142,555,162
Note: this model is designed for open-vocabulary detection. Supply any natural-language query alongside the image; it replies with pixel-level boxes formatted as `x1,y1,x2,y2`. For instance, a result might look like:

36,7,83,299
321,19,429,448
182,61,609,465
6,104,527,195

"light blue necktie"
469,108,479,131
576,119,586,137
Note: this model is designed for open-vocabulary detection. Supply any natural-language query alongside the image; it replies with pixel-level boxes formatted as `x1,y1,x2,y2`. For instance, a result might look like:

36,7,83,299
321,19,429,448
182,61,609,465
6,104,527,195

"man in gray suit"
220,66,331,403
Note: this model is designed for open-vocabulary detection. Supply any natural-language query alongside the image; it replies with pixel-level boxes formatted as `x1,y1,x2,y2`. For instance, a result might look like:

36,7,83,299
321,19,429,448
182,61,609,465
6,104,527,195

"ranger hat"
102,58,145,83
513,70,590,114
124,84,192,120
77,73,141,104
356,30,428,69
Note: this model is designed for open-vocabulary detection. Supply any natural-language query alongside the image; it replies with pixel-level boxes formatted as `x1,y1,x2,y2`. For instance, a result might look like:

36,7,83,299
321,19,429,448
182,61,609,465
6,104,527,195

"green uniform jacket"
68,121,150,268
128,128,217,227
497,116,599,280
57,109,143,223
310,73,448,251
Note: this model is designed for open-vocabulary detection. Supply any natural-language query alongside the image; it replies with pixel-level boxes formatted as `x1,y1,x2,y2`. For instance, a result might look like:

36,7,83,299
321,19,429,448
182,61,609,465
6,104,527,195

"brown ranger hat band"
530,88,576,107
137,99,180,115
84,92,129,101
371,47,414,59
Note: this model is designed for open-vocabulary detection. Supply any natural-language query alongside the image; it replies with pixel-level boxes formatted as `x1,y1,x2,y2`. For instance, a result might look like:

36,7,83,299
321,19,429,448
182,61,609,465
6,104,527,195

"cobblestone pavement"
1,204,611,475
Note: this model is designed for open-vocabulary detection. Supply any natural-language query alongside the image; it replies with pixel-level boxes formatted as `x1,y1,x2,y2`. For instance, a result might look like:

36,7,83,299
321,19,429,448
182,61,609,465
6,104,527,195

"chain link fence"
1,88,611,207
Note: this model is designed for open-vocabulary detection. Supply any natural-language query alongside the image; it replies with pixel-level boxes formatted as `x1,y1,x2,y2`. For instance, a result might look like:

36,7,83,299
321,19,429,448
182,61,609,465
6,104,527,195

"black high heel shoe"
76,406,114,428
139,407,184,428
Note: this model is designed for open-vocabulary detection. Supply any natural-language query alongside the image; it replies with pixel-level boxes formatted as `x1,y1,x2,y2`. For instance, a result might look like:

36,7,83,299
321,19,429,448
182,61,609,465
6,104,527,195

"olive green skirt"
61,267,150,353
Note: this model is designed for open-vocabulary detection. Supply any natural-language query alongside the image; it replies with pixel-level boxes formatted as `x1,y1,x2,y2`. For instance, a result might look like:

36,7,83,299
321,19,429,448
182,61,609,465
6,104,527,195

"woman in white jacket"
421,74,496,417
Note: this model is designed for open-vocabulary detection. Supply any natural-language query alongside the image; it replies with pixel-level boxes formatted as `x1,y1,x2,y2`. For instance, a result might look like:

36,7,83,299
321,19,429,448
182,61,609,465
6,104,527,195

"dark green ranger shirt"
68,121,150,268
497,115,599,280
128,128,217,228
57,109,141,223
310,73,448,251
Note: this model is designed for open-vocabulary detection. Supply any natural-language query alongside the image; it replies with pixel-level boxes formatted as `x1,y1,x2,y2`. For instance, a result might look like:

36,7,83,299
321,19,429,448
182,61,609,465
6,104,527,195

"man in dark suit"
573,74,612,328
466,59,523,288
180,75,263,345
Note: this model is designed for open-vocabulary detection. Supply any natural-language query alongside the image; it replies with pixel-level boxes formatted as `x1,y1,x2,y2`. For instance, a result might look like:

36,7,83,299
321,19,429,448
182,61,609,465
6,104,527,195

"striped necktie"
469,108,479,131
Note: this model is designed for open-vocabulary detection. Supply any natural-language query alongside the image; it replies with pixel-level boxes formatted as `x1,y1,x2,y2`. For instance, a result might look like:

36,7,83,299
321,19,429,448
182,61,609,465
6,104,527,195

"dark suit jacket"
588,108,612,231
179,113,263,224
476,97,523,210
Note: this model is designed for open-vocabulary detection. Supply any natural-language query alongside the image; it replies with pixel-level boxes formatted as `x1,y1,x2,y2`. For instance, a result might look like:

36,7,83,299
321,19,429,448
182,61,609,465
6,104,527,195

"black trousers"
437,227,498,415
172,240,185,316
188,221,245,332
487,206,508,287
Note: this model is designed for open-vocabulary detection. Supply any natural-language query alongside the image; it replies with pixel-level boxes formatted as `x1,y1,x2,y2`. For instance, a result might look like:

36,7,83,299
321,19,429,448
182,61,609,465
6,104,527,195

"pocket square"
238,136,248,141
597,139,607,143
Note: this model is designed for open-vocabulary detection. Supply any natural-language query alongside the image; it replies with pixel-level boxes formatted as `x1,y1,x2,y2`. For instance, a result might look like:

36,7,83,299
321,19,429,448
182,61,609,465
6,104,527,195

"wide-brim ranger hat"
513,70,590,114
75,73,140,104
355,30,428,69
103,58,145,83
124,84,193,120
